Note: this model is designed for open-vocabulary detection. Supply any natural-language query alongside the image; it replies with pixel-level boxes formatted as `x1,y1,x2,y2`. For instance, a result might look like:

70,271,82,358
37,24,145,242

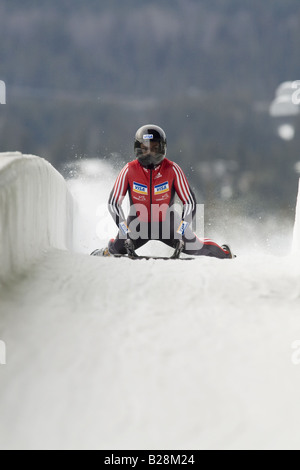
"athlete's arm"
108,164,129,233
172,162,197,234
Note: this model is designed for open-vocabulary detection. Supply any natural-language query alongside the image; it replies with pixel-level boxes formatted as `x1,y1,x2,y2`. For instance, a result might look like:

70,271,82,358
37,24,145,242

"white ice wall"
292,178,300,253
0,152,73,283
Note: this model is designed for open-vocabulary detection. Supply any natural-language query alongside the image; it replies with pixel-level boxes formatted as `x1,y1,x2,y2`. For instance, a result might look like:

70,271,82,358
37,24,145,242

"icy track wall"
0,152,74,283
293,178,300,254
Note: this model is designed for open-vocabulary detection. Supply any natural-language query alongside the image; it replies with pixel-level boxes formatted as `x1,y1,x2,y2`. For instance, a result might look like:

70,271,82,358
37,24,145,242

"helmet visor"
135,139,166,168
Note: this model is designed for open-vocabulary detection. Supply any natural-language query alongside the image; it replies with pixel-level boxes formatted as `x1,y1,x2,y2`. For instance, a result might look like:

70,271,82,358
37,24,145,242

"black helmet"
134,124,167,168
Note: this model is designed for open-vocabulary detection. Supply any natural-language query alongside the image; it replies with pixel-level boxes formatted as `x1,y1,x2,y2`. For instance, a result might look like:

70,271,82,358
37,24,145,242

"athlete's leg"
159,212,232,259
183,229,232,259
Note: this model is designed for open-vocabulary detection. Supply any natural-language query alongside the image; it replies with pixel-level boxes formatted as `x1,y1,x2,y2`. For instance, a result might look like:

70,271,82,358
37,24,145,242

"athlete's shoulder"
164,158,185,173
117,162,130,175
127,159,141,171
117,159,136,177
162,157,175,170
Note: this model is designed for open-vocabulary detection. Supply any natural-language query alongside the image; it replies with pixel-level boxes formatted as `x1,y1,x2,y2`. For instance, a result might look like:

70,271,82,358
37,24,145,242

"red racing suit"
109,157,195,226
108,158,230,258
